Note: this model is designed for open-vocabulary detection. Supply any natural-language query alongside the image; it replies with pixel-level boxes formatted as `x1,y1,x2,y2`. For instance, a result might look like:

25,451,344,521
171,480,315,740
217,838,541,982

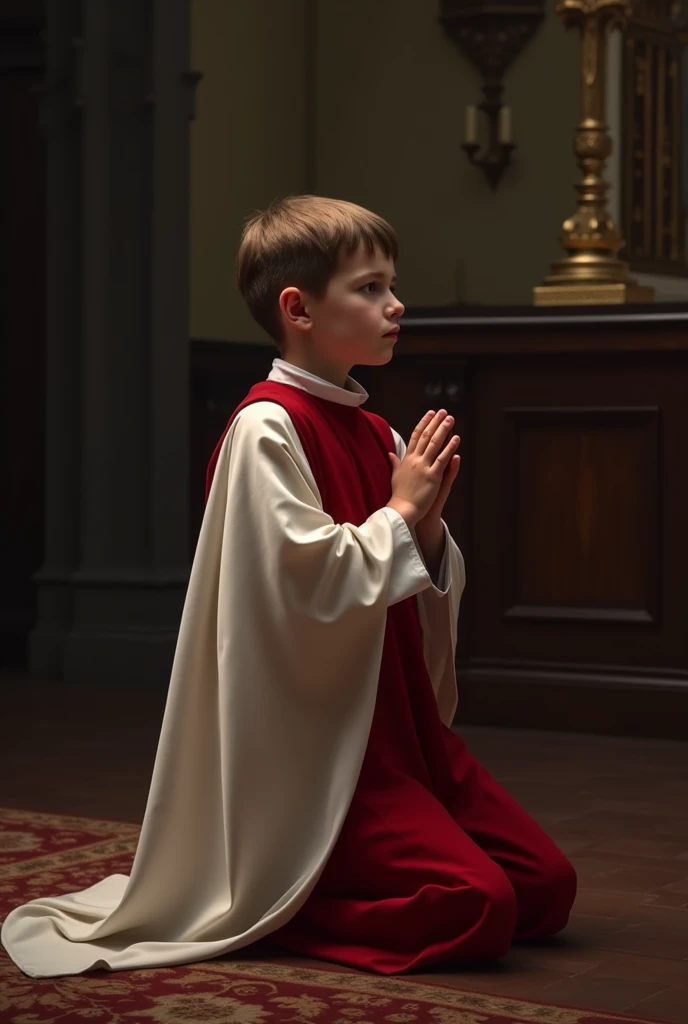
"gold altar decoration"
534,0,655,305
622,0,688,275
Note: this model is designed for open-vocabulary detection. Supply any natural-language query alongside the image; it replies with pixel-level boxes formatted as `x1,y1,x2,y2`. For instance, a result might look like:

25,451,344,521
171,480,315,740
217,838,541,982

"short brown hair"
236,194,399,348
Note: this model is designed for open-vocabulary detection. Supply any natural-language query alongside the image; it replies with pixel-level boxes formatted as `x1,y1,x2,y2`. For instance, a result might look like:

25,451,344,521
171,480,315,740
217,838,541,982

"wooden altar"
191,304,688,739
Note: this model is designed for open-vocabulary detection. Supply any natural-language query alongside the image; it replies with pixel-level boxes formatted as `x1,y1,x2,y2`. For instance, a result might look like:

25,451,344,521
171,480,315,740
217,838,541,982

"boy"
1,195,576,979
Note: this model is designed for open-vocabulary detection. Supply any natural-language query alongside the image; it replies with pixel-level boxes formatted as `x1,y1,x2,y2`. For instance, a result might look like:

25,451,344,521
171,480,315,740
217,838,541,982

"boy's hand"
386,410,461,527
416,446,461,529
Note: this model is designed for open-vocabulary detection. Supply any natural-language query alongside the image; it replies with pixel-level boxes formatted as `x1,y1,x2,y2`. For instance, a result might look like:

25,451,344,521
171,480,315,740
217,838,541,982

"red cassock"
207,381,577,976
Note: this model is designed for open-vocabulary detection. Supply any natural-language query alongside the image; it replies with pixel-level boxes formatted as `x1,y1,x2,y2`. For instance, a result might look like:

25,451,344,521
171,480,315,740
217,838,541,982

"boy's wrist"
415,514,443,537
386,499,419,528
414,519,446,580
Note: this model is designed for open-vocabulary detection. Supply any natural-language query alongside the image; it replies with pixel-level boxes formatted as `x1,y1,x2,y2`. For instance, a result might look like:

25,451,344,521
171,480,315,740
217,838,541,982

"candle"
499,106,512,143
465,105,477,144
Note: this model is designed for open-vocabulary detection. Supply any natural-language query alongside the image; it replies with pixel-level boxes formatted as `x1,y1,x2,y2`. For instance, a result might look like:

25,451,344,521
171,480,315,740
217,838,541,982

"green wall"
190,0,580,342
189,0,309,342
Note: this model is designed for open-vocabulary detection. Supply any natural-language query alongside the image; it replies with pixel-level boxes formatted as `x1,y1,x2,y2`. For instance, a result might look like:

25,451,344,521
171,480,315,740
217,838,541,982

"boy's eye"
361,282,395,293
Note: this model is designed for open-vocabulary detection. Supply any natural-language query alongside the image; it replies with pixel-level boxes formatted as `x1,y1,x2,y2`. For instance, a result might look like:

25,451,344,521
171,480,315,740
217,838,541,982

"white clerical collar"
267,358,369,408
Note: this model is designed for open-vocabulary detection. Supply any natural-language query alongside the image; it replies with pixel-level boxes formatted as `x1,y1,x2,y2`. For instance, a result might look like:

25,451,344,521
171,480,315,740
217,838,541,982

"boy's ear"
279,287,312,333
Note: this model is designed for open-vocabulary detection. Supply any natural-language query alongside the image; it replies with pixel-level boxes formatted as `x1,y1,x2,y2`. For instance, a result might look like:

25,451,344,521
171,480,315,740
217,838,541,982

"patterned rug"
0,807,665,1024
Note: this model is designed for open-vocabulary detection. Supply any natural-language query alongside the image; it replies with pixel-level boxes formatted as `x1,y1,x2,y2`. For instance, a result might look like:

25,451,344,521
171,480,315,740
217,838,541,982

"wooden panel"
503,407,660,625
466,353,687,675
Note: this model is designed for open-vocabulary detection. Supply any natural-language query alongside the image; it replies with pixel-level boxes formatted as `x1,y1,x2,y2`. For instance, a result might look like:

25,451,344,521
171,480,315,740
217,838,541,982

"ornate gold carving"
534,0,655,304
621,0,688,275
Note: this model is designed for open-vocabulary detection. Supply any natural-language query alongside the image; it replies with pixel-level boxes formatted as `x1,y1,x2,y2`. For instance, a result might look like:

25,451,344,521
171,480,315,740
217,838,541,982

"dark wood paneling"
503,406,660,625
466,354,687,684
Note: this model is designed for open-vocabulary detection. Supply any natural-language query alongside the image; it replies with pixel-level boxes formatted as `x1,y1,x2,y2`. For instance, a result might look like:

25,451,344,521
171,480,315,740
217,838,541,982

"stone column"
31,0,199,684
29,0,83,679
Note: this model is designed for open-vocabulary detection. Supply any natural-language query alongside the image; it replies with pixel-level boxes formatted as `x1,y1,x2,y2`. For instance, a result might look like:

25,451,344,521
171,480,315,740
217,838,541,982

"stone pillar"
30,0,199,684
29,0,83,679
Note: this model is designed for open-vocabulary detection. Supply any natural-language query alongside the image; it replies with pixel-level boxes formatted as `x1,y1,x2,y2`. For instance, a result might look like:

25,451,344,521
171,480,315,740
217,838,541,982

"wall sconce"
462,102,515,189
438,0,545,189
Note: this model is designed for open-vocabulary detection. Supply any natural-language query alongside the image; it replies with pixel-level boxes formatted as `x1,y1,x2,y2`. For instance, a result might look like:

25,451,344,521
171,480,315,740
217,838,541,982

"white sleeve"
220,403,436,613
391,425,466,726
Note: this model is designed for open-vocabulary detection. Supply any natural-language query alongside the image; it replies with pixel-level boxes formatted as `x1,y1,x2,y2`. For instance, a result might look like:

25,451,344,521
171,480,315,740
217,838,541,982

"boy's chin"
356,353,394,368
350,346,395,370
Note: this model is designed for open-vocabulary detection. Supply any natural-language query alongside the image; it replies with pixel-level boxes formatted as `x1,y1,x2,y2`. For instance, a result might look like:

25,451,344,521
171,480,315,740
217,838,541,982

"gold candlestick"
533,0,654,305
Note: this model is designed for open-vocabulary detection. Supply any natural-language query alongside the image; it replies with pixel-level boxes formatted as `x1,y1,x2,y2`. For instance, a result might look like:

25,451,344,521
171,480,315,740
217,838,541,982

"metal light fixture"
439,0,545,189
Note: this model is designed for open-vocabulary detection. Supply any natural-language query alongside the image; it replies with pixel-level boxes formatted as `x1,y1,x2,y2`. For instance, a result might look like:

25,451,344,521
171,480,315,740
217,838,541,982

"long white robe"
1,359,465,978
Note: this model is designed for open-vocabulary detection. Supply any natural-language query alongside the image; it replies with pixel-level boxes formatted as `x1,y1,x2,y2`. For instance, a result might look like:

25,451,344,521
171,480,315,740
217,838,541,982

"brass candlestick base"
533,0,654,306
535,250,655,305
534,282,655,305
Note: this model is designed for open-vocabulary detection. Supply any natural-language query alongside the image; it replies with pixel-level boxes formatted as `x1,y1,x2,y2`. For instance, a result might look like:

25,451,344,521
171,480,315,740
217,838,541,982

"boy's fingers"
441,455,461,487
436,435,460,465
415,410,448,457
407,410,437,454
405,409,438,454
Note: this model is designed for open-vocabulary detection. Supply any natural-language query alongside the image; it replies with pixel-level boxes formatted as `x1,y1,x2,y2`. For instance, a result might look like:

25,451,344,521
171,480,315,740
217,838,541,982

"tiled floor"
2,673,687,1022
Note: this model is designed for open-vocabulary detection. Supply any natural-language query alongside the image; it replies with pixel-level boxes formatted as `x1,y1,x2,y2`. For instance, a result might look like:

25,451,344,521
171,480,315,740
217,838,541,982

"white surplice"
1,359,465,978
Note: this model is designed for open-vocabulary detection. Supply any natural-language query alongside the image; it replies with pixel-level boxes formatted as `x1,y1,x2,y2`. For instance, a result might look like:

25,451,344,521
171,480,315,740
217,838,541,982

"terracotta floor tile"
554,837,599,856
595,865,688,893
571,858,639,886
574,853,688,878
541,973,670,1013
412,966,579,998
595,916,688,958
627,985,688,1024
664,878,688,896
566,911,632,934
574,951,688,984
590,839,688,860
558,811,688,840
505,944,601,974
643,892,688,910
574,888,672,913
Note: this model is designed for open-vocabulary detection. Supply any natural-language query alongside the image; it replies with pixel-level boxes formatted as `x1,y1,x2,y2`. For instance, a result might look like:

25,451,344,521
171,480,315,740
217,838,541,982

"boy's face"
279,244,405,386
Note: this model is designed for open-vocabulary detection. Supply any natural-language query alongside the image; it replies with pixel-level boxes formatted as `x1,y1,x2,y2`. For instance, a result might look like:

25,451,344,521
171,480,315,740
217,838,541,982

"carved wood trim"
456,662,688,738
462,655,688,686
503,604,654,624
